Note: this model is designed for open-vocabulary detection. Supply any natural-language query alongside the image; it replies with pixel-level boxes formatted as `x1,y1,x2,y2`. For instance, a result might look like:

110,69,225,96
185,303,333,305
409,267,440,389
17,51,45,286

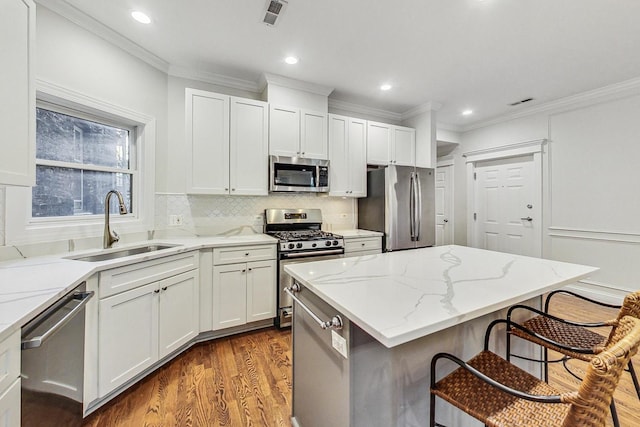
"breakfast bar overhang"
284,245,598,427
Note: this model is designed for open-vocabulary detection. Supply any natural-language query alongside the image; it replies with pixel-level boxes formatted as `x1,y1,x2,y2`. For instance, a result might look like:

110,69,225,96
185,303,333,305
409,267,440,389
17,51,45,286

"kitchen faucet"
104,190,128,249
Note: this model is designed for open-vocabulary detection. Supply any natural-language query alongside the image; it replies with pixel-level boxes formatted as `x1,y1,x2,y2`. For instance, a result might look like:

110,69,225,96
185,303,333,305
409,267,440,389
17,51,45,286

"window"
33,103,136,219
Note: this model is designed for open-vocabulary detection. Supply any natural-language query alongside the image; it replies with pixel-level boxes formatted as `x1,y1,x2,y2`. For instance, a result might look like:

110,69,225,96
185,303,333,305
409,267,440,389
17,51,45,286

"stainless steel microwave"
269,155,329,193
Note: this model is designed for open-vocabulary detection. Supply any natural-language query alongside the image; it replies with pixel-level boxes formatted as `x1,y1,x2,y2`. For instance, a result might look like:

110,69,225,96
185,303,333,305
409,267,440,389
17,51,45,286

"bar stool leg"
627,361,640,400
429,393,436,427
610,400,620,427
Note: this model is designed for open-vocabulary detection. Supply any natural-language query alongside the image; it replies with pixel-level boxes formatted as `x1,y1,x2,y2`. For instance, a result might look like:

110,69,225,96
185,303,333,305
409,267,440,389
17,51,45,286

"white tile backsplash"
0,192,357,261
155,193,357,237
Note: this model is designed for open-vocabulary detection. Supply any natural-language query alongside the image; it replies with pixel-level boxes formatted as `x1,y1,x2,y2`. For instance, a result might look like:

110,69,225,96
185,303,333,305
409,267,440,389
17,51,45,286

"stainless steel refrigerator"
358,165,435,251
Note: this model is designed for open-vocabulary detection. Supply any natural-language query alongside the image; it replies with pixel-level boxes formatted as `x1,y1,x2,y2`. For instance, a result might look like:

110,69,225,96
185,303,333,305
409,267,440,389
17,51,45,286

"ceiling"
42,0,640,129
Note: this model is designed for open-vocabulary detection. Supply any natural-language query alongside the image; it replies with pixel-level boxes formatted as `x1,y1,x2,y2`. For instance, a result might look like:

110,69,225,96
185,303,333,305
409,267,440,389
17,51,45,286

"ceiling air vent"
263,0,287,26
508,97,535,106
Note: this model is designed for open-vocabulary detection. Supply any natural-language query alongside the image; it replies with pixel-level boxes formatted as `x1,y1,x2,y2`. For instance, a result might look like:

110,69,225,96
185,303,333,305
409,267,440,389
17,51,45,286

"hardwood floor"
83,328,293,427
83,293,640,427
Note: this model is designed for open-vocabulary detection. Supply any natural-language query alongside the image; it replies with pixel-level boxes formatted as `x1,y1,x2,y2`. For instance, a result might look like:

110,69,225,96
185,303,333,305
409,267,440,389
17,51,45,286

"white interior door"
474,155,539,256
435,164,453,245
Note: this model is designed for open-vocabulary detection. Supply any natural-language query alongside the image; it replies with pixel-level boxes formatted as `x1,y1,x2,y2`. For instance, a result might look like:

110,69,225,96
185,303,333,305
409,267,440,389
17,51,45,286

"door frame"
436,157,455,245
463,139,546,257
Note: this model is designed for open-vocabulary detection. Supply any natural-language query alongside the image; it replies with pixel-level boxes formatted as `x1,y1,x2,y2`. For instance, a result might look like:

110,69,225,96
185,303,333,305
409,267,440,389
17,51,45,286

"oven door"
277,248,344,327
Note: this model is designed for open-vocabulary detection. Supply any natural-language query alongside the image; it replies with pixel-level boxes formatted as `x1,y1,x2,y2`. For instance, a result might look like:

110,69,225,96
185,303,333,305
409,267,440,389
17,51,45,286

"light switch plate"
331,330,348,359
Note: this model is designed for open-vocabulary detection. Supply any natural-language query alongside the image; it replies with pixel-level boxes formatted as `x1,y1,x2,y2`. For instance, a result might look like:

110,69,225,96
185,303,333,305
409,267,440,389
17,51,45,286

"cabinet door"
367,121,392,165
246,260,276,322
213,263,247,330
230,97,269,196
347,118,367,197
393,126,416,166
269,105,300,157
301,110,328,159
185,89,230,194
0,379,20,427
158,271,199,358
98,283,159,397
328,114,349,197
0,0,35,186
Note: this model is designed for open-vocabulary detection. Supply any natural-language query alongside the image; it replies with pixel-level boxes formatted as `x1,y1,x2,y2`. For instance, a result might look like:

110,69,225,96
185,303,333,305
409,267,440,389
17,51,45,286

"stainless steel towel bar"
285,283,343,330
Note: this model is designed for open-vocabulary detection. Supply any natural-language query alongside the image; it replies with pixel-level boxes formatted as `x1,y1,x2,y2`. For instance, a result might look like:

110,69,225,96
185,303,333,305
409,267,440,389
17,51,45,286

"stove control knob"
325,240,332,246
312,243,317,248
332,240,339,246
288,243,295,249
296,243,303,249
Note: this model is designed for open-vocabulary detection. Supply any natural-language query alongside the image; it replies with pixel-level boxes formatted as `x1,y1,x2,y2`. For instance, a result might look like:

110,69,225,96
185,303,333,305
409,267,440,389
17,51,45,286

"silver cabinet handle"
21,290,94,350
285,283,343,330
520,217,533,222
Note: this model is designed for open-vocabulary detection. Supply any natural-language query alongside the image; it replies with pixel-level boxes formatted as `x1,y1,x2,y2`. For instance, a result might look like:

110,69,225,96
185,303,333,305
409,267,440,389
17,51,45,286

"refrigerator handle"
415,171,422,241
409,172,416,240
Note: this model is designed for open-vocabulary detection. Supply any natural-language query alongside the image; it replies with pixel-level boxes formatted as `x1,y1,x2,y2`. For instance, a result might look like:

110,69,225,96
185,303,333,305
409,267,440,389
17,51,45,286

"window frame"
5,80,156,246
33,100,138,222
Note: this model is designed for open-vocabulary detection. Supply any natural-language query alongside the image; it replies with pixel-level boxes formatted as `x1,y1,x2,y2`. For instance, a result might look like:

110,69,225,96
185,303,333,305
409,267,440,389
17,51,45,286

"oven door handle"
281,249,344,259
21,290,94,350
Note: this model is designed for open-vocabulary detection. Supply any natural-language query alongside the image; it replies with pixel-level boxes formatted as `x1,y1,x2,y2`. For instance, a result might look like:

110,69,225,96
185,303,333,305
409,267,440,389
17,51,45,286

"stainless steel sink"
71,244,179,262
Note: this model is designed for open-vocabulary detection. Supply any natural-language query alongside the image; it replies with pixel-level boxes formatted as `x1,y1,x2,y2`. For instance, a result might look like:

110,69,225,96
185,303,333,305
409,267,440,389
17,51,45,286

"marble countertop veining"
284,245,599,348
0,234,278,343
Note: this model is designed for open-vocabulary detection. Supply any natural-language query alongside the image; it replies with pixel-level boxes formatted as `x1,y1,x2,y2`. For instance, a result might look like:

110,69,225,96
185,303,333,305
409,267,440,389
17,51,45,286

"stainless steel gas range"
264,208,344,328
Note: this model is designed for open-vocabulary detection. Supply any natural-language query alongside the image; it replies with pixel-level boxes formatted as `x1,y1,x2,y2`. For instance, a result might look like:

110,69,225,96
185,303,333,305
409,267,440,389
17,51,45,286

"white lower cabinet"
213,260,276,330
344,236,382,257
98,265,198,398
0,379,20,427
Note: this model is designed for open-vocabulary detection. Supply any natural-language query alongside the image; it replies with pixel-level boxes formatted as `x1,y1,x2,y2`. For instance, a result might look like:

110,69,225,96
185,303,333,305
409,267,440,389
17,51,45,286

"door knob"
443,219,449,223
520,217,533,222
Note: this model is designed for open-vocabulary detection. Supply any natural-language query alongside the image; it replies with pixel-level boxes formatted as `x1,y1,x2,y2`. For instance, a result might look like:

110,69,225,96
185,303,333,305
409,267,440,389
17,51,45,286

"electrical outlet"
331,330,348,359
168,215,184,226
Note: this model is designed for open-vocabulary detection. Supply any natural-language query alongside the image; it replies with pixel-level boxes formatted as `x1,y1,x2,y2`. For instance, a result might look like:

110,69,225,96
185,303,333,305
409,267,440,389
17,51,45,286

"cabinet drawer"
213,245,276,265
0,330,20,396
99,251,199,298
345,238,382,254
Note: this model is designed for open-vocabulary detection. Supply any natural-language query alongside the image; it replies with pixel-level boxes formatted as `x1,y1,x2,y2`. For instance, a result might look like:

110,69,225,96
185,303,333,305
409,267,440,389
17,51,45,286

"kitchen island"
284,245,598,427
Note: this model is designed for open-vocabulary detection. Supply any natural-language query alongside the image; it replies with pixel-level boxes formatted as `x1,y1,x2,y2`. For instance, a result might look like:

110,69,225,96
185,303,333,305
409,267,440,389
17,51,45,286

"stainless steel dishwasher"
21,282,94,426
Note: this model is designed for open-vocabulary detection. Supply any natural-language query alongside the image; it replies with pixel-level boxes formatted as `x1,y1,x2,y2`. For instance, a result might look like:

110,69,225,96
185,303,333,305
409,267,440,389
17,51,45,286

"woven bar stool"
430,315,640,427
505,290,640,396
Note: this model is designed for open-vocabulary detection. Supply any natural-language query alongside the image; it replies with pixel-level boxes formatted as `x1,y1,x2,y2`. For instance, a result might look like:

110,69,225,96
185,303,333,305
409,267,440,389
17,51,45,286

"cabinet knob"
225,188,229,191
248,268,252,271
154,289,160,294
245,252,249,256
162,287,167,291
231,188,235,191
301,152,305,156
361,243,365,246
242,269,246,273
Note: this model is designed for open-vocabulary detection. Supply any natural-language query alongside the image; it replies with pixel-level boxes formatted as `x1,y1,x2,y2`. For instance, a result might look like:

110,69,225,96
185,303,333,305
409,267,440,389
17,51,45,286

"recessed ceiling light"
380,84,392,91
285,56,299,65
131,11,151,24
462,109,474,116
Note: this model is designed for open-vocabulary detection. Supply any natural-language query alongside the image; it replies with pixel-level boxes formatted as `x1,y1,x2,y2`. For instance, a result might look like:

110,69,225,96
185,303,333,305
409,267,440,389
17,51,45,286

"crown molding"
262,73,334,96
36,0,170,73
401,101,443,120
328,99,403,122
461,76,640,133
169,65,261,93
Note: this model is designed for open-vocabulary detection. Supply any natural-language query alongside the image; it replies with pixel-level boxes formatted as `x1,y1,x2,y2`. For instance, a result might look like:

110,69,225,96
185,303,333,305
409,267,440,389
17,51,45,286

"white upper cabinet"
328,114,367,197
230,97,269,196
269,105,328,159
186,89,230,194
185,89,268,195
366,121,415,166
0,0,35,186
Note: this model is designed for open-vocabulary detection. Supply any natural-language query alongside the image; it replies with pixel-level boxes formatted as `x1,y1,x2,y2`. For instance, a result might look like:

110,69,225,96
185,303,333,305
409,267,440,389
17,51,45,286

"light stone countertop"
0,234,277,343
284,245,598,348
334,229,383,238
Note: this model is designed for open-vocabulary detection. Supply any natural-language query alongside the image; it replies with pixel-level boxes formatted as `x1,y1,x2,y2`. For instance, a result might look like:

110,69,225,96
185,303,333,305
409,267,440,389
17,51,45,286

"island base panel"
292,294,541,427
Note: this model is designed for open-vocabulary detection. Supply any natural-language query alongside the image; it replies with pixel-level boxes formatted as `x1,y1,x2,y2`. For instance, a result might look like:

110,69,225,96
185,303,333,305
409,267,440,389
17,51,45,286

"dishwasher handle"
285,283,343,330
21,290,94,350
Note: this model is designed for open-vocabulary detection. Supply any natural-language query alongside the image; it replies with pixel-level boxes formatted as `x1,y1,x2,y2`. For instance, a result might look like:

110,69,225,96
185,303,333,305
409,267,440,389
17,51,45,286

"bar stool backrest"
605,291,640,347
563,316,640,427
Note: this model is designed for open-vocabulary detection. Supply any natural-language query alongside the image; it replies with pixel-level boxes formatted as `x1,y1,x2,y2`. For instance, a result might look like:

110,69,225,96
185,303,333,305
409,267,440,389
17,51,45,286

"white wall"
457,93,640,293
